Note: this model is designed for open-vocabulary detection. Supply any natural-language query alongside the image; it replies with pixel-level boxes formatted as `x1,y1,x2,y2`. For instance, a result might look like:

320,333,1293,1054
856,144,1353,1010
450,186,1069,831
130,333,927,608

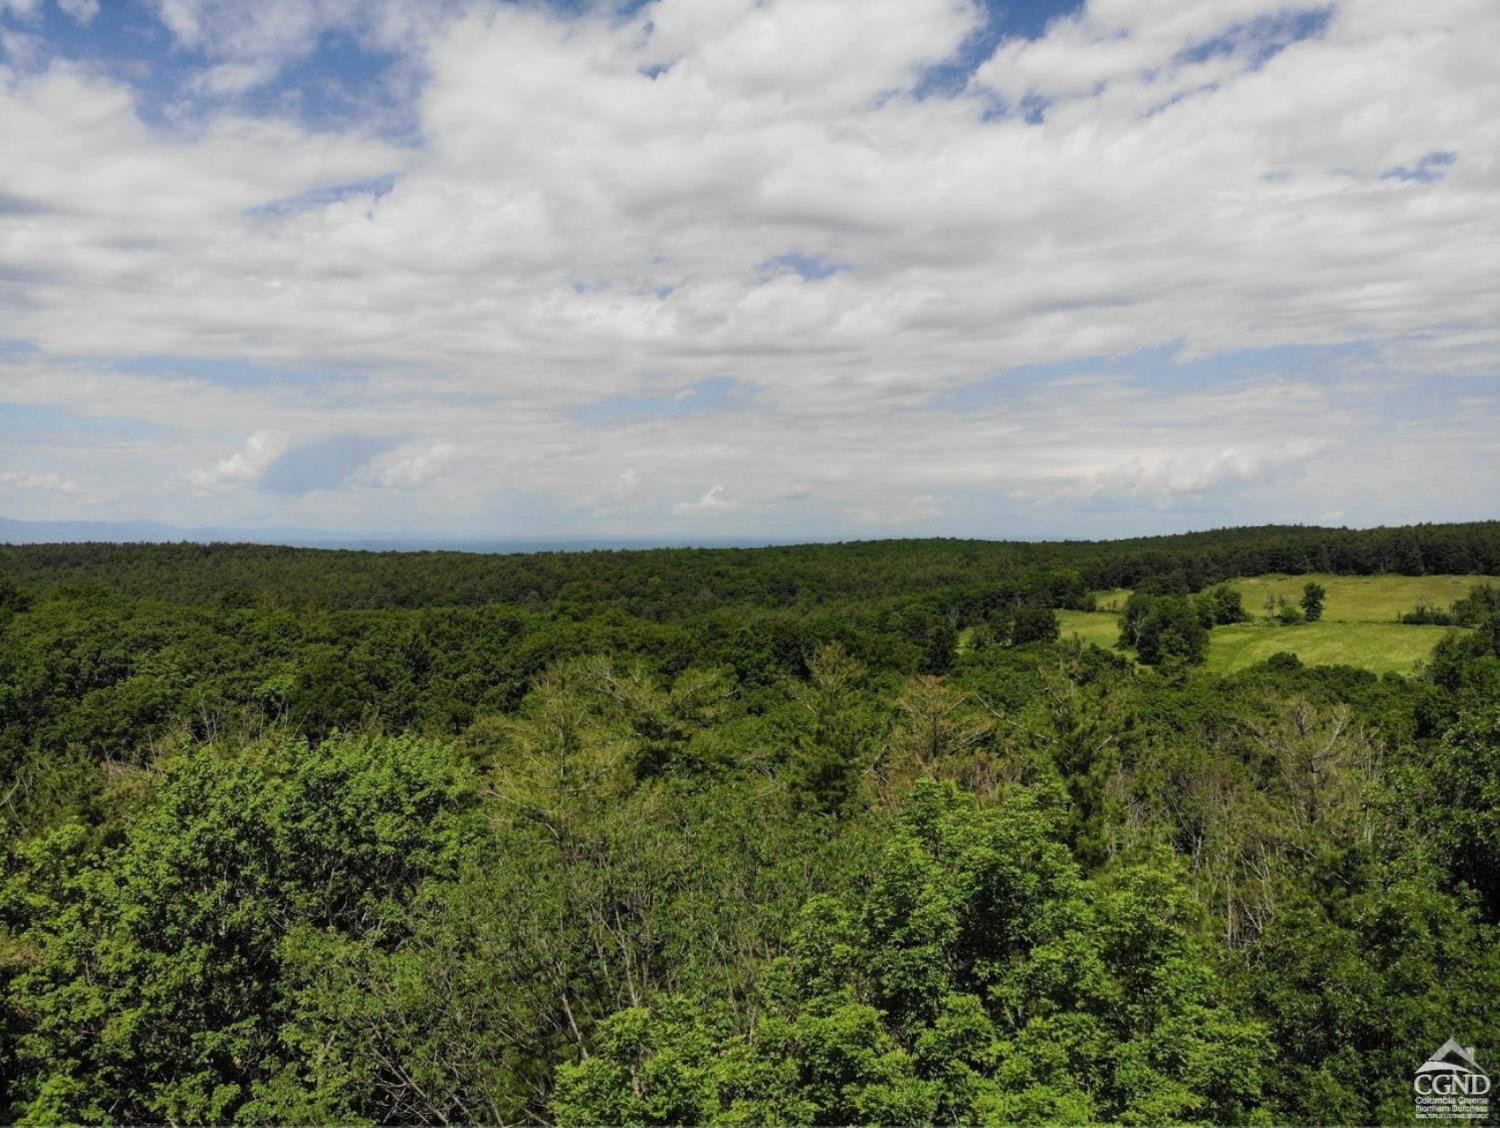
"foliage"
3,529,1499,1123
1402,580,1500,627
1119,593,1209,667
2,735,480,1123
1299,582,1325,622
554,781,1269,1126
1201,583,1249,626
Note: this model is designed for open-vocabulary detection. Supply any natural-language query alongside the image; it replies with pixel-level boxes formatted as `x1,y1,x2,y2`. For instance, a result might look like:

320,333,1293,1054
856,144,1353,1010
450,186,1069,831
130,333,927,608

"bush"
1400,600,1454,626
1299,582,1326,622
1121,594,1209,666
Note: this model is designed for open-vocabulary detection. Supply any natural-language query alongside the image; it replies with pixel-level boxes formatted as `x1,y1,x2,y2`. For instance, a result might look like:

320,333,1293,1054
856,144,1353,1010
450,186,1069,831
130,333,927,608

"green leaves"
552,779,1268,1126
1422,706,1500,917
1300,582,1327,622
1120,593,1210,668
2,735,480,1124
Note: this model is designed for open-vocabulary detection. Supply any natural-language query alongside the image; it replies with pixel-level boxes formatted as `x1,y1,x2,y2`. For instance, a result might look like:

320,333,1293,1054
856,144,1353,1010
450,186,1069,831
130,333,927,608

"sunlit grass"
1068,574,1495,676
1202,620,1456,676
1057,609,1126,650
1227,573,1493,623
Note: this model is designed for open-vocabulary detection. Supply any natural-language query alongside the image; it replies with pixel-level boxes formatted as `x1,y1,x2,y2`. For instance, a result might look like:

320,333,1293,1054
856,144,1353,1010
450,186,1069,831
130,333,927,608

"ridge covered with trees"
4,520,1498,612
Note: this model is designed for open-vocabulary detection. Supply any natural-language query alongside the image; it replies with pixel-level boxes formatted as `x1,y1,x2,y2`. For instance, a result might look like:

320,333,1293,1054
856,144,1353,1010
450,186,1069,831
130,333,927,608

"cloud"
257,434,395,496
56,0,99,25
1066,442,1327,506
0,469,77,493
187,430,290,489
583,468,644,516
673,485,742,516
971,0,1324,106
0,0,1497,535
152,0,460,95
187,61,280,97
365,441,456,488
844,494,944,526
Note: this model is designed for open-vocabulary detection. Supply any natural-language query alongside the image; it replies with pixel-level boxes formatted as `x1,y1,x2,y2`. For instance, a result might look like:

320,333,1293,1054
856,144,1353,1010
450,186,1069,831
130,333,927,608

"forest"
2,521,1499,1125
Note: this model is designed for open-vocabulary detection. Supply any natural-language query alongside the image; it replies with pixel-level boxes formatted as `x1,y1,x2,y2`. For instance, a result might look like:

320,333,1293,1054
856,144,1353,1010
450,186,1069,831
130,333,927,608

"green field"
1093,588,1133,612
1094,573,1490,620
1228,572,1492,623
1057,609,1126,649
1201,621,1455,676
1061,573,1495,676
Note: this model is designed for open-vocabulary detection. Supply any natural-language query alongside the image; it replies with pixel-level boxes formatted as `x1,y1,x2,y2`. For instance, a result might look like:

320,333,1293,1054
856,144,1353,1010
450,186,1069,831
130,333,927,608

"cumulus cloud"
1,0,1497,535
1067,442,1328,506
187,430,290,489
673,485,742,516
153,0,459,95
365,441,456,488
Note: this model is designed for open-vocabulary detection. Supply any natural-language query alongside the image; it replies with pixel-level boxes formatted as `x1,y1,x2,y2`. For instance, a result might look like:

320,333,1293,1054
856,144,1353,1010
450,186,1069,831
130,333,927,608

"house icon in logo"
1415,1039,1491,1099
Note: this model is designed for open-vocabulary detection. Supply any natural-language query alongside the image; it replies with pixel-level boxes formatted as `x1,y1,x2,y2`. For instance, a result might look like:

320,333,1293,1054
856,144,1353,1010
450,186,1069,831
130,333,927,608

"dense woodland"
4,521,1500,613
2,523,1499,1124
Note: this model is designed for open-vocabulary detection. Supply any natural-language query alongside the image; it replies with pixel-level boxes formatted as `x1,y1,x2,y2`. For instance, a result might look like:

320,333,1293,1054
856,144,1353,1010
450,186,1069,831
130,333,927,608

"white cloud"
152,0,458,94
844,494,944,526
56,0,99,24
187,61,280,97
0,0,1497,534
972,0,1290,105
673,485,742,516
0,470,77,493
365,441,456,488
1065,441,1327,505
187,430,290,489
583,468,645,516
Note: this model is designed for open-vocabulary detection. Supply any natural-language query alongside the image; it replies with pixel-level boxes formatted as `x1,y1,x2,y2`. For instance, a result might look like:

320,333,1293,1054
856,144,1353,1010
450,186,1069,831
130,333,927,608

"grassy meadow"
1056,609,1125,650
1228,572,1493,623
1200,621,1455,676
1061,573,1496,676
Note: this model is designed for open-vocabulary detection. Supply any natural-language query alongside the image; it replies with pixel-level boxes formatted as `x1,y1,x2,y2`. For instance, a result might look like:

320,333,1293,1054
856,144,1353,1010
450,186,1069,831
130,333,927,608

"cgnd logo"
1415,1039,1490,1120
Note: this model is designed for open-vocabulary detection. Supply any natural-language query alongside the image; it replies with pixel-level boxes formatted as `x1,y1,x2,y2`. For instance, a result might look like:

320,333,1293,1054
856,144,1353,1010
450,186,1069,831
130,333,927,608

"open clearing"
1057,609,1125,650
1201,621,1454,676
1228,573,1493,623
1094,573,1492,620
1061,574,1495,676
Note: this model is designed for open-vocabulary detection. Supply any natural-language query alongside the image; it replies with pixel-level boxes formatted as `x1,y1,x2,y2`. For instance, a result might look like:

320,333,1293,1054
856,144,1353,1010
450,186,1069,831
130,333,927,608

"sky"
1,0,1497,542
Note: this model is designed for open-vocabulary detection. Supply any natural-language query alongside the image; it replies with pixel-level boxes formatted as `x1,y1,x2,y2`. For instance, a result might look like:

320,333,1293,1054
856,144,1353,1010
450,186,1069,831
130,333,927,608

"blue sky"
1,0,1496,540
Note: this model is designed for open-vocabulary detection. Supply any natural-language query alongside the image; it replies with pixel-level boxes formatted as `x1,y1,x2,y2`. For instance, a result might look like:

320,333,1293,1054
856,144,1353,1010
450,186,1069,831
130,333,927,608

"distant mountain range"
0,515,794,553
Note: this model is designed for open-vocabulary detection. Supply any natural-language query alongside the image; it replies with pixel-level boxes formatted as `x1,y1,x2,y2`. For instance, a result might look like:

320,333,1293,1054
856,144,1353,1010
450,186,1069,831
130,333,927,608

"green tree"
1425,707,1500,919
786,644,884,815
553,780,1268,1125
1299,582,1326,622
2,735,479,1124
1131,597,1209,667
1010,606,1060,646
1204,583,1248,625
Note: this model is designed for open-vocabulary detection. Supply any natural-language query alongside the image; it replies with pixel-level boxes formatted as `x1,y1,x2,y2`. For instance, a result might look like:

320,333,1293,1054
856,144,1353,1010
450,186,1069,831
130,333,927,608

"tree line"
3,520,1498,614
